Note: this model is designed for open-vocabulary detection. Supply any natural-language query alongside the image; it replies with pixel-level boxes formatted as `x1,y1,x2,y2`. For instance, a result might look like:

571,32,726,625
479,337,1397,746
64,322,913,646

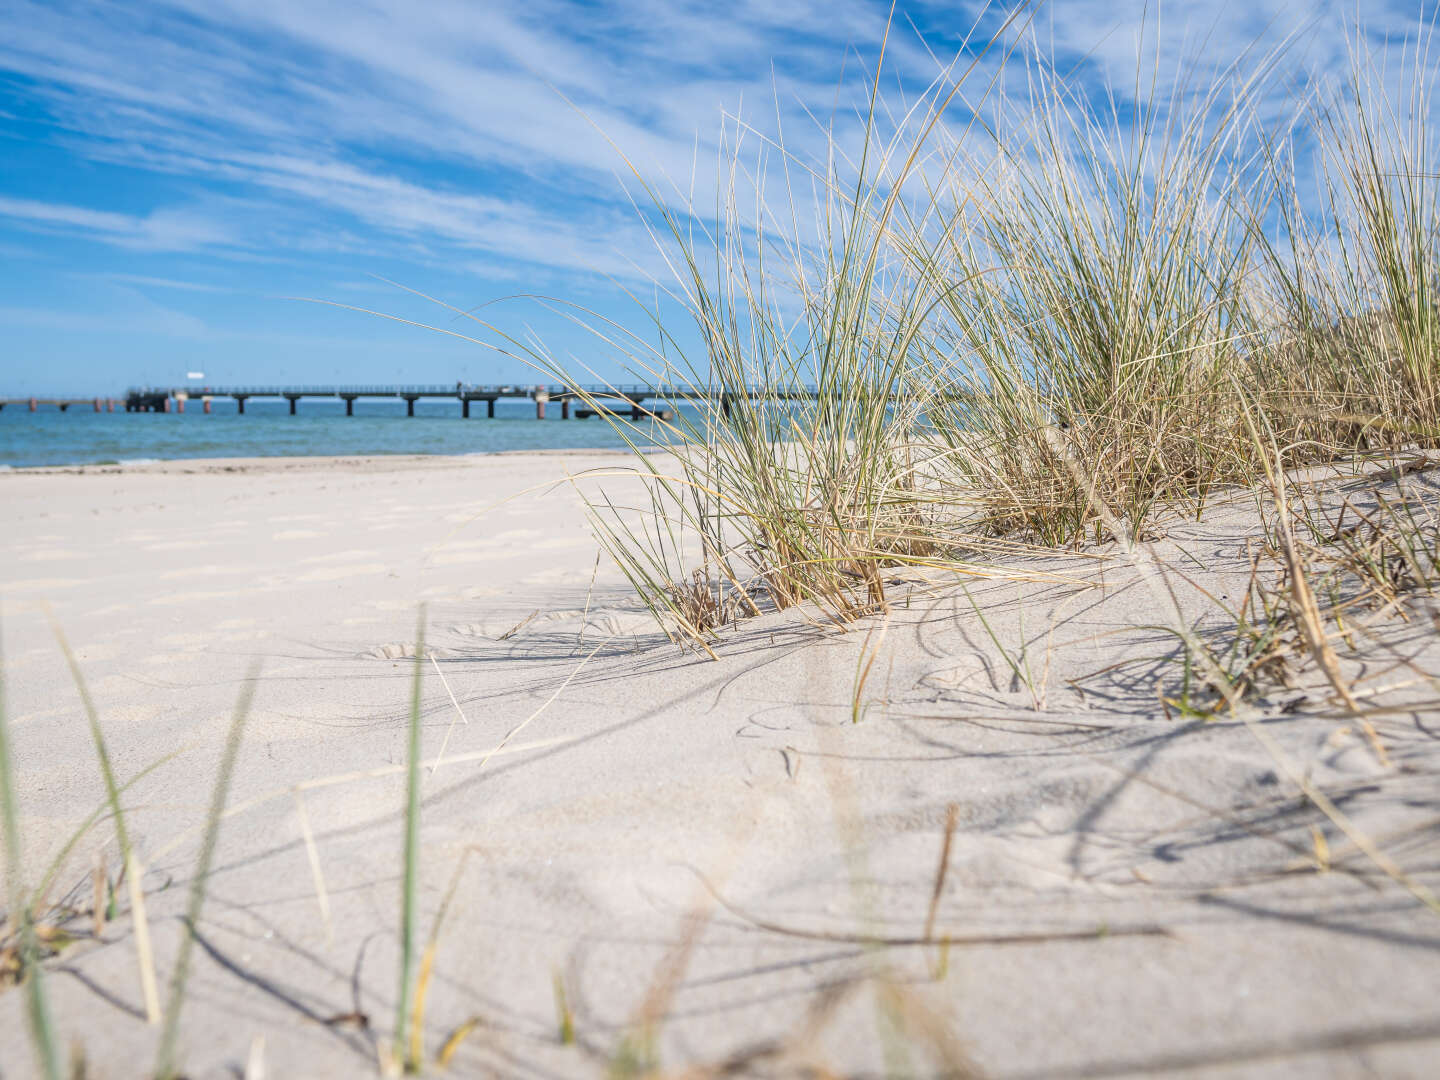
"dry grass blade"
1264,456,1390,765
91,854,107,939
922,804,959,943
472,636,612,777
850,614,891,724
435,1016,483,1068
427,652,470,778
497,611,538,641
552,967,575,1046
245,1034,266,1080
693,866,1168,946
409,849,472,1070
293,790,334,946
428,653,469,726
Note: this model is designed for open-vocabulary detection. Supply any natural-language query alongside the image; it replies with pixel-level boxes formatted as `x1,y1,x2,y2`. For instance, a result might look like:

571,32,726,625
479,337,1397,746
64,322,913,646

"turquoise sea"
0,398,674,468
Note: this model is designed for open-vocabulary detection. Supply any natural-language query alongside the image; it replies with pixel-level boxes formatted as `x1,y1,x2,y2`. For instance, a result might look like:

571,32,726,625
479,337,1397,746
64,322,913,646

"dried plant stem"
922,804,959,943
293,790,334,946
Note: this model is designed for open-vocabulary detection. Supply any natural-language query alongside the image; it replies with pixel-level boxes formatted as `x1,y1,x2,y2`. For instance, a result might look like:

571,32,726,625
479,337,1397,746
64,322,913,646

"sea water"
0,398,688,468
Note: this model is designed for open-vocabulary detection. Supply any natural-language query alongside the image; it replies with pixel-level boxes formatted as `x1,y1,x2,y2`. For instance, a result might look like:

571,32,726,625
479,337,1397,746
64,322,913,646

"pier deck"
4,384,830,419
114,383,819,418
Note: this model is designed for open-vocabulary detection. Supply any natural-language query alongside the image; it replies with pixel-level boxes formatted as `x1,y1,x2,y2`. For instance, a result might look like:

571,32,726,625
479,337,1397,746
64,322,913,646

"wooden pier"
111,384,820,419
4,384,831,419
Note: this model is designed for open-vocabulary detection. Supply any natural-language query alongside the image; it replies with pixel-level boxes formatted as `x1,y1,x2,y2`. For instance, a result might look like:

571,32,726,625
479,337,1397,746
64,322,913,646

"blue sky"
0,0,1427,393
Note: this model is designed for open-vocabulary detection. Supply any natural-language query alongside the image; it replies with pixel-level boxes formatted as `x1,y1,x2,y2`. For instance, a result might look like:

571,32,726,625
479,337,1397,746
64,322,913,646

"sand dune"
1,453,1437,1078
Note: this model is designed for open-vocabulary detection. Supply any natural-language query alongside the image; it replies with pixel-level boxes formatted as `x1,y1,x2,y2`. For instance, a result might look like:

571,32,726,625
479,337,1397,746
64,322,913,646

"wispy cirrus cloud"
4,1,1419,275
0,195,237,251
2,0,1437,391
0,0,893,279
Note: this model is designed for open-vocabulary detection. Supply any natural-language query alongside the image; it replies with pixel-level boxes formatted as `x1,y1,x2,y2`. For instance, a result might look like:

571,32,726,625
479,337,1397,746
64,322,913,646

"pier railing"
122,383,817,399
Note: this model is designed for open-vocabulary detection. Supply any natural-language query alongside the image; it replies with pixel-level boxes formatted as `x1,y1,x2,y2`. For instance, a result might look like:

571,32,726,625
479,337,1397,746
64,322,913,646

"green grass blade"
154,660,259,1080
1,619,61,1080
395,605,426,1071
50,617,161,1022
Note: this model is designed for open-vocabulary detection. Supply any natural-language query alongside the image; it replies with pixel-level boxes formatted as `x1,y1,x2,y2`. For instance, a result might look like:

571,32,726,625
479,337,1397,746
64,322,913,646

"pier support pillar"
630,403,643,421
561,400,570,419
28,397,36,412
462,398,470,418
93,398,102,412
487,399,496,419
107,399,115,412
286,395,299,415
175,397,185,414
162,397,172,413
406,396,417,417
203,398,212,414
235,396,247,415
344,397,356,416
535,389,549,420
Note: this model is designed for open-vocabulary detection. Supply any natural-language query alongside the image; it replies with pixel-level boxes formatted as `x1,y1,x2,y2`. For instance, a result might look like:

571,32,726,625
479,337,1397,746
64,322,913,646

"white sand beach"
1,451,1438,1078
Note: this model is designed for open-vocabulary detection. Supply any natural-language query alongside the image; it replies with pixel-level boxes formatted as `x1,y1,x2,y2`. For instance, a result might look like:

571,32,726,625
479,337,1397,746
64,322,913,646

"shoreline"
0,445,654,476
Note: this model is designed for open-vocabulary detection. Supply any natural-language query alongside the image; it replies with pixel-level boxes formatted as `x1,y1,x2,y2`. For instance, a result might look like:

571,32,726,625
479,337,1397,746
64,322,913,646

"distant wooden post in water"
1,395,119,412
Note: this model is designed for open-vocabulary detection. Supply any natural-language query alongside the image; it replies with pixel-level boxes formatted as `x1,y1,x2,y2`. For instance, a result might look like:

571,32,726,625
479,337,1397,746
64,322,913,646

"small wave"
116,457,164,465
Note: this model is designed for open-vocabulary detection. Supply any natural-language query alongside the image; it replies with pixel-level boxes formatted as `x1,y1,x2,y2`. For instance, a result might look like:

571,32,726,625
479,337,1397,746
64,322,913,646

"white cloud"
0,0,953,280
0,195,236,251
1,1,1435,287
93,273,236,293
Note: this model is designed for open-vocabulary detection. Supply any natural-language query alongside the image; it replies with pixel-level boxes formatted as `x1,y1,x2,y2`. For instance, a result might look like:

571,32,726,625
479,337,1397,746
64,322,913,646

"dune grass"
506,17,1440,667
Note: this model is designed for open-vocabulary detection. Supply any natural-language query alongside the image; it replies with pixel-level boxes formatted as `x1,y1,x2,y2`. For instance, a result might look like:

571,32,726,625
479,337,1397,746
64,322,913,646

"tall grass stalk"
0,622,61,1080
51,619,162,1023
394,606,426,1073
154,663,259,1080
